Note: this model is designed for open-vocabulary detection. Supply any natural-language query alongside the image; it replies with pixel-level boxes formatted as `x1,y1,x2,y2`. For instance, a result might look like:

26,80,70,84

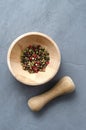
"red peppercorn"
46,61,49,65
32,66,38,73
32,54,37,58
29,57,32,60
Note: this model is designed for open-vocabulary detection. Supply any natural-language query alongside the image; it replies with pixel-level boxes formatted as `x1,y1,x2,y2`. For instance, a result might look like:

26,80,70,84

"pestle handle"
28,76,75,111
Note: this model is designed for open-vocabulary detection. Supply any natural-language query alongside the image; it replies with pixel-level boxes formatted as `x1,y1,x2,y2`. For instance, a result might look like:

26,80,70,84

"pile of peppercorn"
20,45,50,73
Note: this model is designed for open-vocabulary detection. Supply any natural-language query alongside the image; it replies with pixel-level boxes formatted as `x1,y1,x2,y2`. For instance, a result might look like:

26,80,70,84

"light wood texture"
7,32,61,86
28,76,75,111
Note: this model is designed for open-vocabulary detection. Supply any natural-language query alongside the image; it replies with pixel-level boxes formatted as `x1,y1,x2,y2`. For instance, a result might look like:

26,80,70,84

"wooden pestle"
28,76,75,111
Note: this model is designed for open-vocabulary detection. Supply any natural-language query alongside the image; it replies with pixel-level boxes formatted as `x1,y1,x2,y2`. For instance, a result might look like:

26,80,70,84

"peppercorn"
20,45,50,73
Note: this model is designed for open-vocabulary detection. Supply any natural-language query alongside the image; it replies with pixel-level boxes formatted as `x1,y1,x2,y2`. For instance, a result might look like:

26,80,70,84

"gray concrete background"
0,0,86,130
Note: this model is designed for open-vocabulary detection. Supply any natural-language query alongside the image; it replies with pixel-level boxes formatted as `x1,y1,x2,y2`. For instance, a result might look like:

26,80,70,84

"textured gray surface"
0,0,86,130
